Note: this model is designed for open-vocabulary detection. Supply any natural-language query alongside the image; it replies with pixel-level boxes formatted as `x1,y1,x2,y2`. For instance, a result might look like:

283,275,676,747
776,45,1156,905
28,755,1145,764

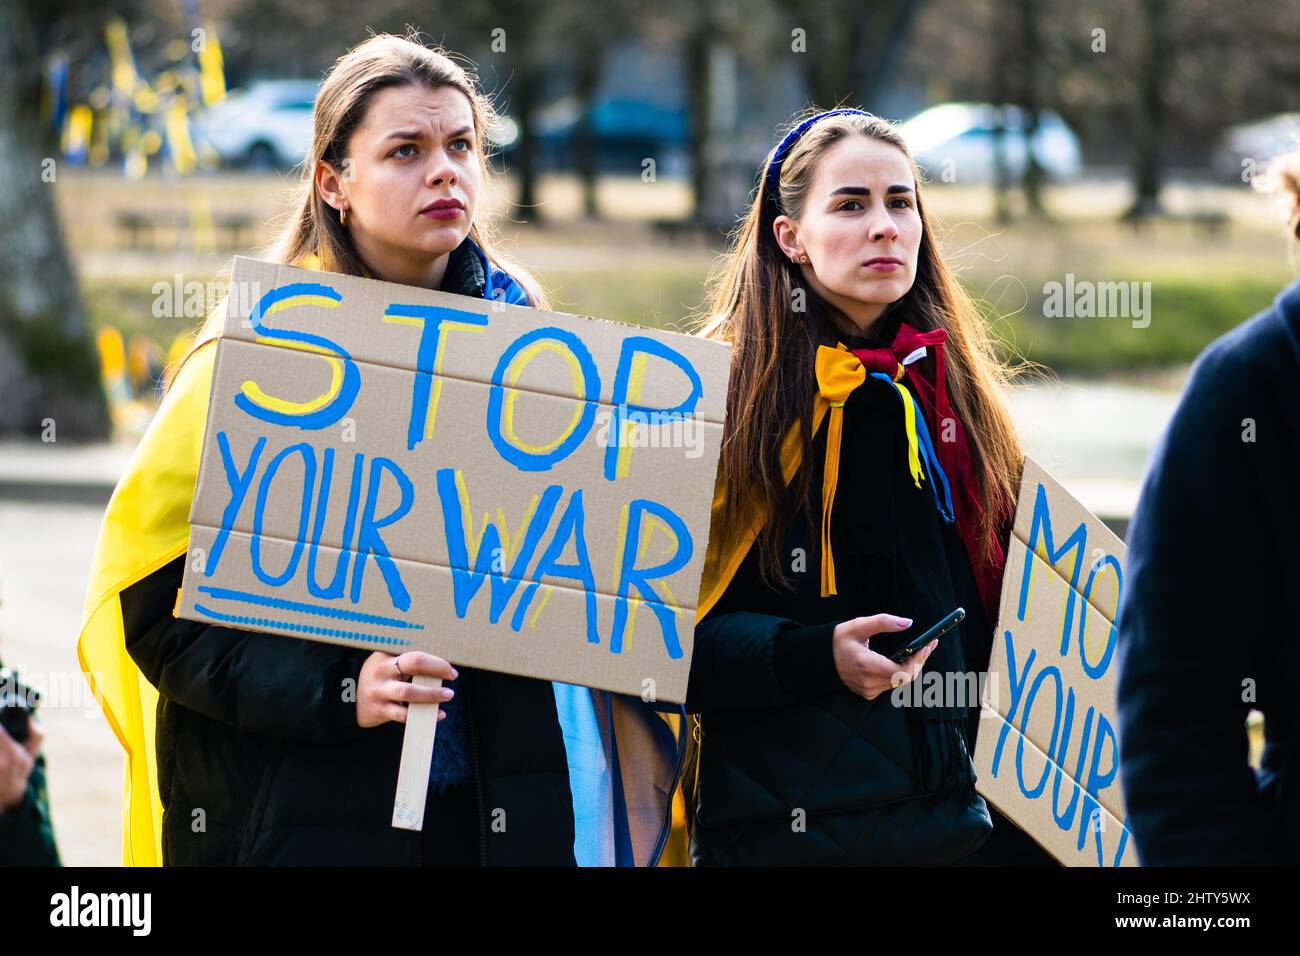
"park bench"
115,210,257,251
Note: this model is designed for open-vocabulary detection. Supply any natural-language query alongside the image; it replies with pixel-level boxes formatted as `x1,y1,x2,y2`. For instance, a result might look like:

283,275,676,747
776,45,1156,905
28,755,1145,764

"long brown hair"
179,32,547,374
697,109,1023,589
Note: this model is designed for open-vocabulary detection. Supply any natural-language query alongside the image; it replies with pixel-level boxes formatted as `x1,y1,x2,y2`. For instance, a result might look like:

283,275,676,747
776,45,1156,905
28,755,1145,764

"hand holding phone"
888,607,966,664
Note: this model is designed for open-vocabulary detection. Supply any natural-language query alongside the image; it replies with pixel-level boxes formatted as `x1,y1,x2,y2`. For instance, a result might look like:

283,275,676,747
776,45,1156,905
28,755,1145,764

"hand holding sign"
357,651,458,727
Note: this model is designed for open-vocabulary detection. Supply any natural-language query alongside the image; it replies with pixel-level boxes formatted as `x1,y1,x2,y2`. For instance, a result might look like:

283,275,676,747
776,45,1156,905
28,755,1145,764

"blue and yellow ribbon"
812,345,954,597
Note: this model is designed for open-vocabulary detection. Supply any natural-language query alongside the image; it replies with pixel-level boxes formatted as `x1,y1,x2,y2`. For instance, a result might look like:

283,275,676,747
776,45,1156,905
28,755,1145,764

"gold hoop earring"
339,206,348,227
799,254,809,264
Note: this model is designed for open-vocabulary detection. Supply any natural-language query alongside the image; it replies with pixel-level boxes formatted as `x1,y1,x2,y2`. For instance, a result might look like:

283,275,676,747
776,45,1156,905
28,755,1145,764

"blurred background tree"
0,0,112,438
4,0,1299,436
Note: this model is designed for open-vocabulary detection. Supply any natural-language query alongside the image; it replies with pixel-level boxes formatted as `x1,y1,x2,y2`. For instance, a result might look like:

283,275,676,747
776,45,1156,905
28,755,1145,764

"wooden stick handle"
392,675,442,830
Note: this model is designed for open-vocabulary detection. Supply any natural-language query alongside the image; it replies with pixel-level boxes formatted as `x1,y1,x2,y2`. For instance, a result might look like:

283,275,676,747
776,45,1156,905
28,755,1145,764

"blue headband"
764,108,876,208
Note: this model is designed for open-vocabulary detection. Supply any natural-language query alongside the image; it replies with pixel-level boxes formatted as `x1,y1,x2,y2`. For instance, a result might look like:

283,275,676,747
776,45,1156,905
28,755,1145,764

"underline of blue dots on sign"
196,585,426,628
193,603,412,647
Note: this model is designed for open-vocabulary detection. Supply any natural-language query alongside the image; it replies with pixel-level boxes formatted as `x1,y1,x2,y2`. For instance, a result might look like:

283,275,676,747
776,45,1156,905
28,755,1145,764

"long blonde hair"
179,32,546,375
1254,145,1300,244
698,109,1023,588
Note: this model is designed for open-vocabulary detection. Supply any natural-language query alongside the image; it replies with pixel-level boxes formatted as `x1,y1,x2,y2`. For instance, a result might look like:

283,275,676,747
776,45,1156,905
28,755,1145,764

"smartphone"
0,668,37,744
888,607,966,664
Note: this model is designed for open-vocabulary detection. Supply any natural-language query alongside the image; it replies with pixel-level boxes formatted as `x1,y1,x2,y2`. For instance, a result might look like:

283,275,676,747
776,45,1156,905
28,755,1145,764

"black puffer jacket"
123,558,576,866
120,241,578,866
685,330,994,866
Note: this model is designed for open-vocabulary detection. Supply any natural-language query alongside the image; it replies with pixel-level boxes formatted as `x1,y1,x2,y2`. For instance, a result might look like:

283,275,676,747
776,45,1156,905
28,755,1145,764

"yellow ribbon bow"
695,343,929,616
813,345,866,596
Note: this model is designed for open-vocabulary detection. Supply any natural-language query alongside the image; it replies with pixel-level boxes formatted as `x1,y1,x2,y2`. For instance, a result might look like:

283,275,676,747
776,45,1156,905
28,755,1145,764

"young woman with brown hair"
686,107,1047,865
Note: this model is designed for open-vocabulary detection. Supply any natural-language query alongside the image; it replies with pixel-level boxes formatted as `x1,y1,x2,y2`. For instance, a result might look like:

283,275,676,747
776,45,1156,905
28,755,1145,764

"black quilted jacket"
684,330,1002,866
117,241,577,866
121,555,577,866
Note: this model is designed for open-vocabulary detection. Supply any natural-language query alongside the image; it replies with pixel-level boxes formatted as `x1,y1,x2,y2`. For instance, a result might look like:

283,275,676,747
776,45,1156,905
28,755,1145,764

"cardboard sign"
974,457,1137,866
177,257,729,704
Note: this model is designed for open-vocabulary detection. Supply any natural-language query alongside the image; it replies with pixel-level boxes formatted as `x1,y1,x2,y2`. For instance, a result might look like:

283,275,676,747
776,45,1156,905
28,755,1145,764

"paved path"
0,500,119,865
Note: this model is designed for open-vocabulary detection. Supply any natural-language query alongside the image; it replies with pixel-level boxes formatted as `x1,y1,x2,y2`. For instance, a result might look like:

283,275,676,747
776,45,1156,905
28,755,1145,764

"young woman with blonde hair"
79,33,682,867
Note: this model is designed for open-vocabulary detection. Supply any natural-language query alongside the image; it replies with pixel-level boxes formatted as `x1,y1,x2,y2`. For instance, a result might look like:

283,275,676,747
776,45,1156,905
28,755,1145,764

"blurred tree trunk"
990,0,1013,224
574,36,604,219
511,53,542,222
991,108,1013,225
804,7,863,108
856,0,927,105
780,0,925,109
1016,0,1046,218
777,0,864,108
0,0,107,438
686,7,713,222
488,0,545,223
1126,0,1169,218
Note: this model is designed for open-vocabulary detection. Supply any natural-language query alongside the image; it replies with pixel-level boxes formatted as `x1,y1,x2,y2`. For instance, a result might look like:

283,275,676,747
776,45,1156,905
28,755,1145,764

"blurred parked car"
500,96,689,175
1213,112,1300,183
194,80,318,169
900,102,1083,184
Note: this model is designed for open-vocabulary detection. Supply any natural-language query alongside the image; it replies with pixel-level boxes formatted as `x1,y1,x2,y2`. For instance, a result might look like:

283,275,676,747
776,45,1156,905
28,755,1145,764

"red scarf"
848,322,1009,622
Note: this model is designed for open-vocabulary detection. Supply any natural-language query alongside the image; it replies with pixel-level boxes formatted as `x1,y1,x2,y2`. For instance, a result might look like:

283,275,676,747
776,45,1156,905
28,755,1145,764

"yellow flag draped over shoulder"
77,339,217,866
694,344,871,621
674,344,869,856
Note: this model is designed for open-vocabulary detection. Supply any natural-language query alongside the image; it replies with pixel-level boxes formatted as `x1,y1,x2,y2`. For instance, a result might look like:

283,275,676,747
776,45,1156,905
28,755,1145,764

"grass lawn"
64,171,1299,377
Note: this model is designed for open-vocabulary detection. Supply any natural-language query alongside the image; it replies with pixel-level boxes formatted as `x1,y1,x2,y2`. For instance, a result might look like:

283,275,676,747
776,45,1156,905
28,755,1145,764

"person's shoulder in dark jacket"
1116,278,1300,865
